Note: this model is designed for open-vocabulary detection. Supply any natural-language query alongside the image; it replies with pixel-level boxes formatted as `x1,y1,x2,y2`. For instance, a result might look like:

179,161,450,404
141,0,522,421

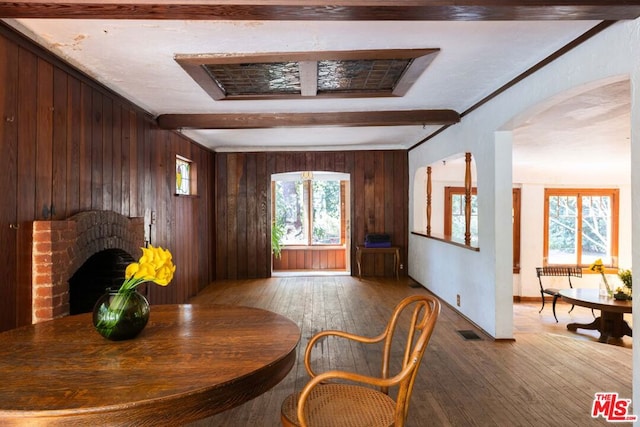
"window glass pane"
311,180,341,244
547,195,577,264
452,194,462,215
275,180,307,245
581,195,611,265
451,194,478,246
470,208,478,246
176,158,191,195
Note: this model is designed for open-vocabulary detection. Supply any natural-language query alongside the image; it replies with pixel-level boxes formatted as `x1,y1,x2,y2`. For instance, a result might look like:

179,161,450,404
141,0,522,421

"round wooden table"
559,288,632,343
0,304,300,426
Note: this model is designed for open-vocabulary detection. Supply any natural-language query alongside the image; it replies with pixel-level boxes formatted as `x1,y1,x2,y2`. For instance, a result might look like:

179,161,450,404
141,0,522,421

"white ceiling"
513,79,630,180
2,18,631,173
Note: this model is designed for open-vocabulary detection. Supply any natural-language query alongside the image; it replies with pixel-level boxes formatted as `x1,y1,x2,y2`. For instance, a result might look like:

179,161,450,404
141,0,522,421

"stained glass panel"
176,157,191,195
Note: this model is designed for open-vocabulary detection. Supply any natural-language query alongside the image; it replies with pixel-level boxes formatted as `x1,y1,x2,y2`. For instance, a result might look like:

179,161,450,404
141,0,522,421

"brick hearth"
32,211,144,324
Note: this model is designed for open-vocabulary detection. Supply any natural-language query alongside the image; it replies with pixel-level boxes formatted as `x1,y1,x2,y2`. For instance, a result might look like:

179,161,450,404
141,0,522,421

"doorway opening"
271,171,351,276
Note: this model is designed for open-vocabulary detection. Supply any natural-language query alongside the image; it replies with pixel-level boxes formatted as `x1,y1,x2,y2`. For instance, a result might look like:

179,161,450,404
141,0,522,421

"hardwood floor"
187,276,632,426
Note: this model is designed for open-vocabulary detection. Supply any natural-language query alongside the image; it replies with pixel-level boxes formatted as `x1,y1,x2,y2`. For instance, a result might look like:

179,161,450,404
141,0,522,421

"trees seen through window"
544,189,619,267
273,173,344,246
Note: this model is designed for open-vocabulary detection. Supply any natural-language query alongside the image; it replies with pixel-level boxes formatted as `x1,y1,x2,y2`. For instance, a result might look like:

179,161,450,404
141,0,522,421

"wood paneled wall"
273,248,347,271
0,23,410,331
215,151,408,279
0,24,215,331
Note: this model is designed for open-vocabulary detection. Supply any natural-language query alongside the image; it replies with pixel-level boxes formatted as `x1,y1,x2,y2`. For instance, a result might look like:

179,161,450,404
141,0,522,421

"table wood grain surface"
0,304,301,426
559,288,632,313
559,288,632,343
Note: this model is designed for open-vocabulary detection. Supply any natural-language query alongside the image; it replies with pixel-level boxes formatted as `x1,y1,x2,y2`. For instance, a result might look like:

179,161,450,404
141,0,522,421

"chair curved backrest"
379,295,440,424
286,294,441,427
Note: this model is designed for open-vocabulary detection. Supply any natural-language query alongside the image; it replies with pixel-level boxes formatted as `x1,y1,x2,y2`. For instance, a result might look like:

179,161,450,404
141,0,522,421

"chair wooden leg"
551,295,559,323
539,292,546,313
568,304,575,314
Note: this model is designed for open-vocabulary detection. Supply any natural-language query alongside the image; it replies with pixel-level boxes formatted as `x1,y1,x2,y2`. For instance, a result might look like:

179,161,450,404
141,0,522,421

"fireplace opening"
32,210,145,323
68,249,135,315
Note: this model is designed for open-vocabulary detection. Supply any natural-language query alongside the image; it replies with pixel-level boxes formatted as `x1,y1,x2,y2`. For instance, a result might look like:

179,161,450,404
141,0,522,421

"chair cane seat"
281,383,396,427
280,295,440,427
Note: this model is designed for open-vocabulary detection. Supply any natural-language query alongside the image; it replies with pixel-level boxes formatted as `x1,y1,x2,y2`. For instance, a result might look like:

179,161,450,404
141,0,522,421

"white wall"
409,115,513,339
408,18,640,402
417,168,633,297
517,184,632,297
628,18,640,415
409,15,640,412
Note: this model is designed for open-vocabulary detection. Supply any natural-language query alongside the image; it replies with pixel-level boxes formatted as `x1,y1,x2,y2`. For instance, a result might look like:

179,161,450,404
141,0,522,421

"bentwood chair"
280,294,441,427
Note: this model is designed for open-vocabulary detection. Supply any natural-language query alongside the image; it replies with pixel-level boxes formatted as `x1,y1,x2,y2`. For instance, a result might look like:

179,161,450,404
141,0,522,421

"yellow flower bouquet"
121,244,176,291
589,258,612,297
93,245,176,340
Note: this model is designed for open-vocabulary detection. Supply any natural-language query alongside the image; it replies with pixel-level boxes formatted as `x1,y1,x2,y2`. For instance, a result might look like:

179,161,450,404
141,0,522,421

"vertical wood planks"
216,152,228,279
78,82,92,212
111,102,122,213
36,58,53,220
52,66,67,219
0,35,19,329
90,88,103,210
246,153,257,278
66,76,81,215
15,45,37,328
256,152,268,277
0,28,215,331
101,96,113,212
215,151,408,280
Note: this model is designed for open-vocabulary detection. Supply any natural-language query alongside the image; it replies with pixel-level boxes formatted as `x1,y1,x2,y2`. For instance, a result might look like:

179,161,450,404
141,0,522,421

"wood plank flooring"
186,276,632,426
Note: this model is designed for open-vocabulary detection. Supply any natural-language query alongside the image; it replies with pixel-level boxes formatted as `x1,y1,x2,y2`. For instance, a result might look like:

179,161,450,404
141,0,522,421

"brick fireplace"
32,211,144,324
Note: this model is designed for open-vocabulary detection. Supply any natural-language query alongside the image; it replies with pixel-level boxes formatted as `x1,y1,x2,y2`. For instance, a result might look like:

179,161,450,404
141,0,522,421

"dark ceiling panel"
203,58,412,97
205,62,301,96
316,59,410,93
178,50,436,100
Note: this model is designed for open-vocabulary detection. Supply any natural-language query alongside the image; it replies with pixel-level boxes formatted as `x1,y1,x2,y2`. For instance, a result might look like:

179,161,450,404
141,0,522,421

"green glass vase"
92,289,150,341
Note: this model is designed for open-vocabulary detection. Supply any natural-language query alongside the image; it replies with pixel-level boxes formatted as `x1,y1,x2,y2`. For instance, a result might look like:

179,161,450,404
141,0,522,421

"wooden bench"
536,266,582,322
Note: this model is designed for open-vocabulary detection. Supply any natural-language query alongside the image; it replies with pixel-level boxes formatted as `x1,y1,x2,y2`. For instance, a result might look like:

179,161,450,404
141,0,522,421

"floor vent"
457,330,482,340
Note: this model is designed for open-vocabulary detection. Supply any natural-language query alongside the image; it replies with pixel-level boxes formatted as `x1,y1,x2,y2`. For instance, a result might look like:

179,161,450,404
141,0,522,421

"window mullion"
306,180,312,246
576,195,583,265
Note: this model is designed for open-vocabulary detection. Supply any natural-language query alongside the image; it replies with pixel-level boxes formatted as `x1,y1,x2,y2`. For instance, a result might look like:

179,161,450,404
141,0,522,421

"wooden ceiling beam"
2,1,640,20
157,110,461,130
